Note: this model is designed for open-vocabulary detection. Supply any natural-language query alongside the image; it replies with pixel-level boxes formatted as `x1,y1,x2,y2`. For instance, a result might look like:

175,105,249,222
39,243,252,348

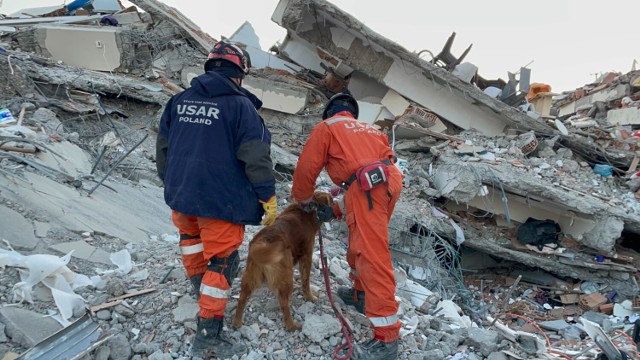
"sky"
2,0,639,92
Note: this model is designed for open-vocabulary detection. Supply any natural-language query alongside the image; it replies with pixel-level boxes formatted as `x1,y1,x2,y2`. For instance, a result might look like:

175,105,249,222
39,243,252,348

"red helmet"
204,41,250,75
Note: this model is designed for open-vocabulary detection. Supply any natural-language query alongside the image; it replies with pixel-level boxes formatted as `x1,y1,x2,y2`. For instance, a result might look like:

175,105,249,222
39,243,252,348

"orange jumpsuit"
291,111,403,342
171,213,244,319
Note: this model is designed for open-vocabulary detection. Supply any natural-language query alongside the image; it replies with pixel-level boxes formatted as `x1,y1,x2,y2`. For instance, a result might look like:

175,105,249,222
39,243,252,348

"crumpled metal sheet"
16,313,111,360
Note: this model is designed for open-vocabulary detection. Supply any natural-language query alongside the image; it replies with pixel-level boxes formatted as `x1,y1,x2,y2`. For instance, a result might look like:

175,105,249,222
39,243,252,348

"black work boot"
337,287,365,314
190,274,203,300
354,338,398,360
191,317,247,359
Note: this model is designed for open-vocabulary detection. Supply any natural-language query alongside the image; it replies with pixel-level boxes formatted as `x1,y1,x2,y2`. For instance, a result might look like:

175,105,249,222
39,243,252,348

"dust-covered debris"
1,0,639,359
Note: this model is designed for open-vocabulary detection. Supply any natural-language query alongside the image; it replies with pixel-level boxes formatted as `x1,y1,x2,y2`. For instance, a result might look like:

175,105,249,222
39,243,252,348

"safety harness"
340,159,393,210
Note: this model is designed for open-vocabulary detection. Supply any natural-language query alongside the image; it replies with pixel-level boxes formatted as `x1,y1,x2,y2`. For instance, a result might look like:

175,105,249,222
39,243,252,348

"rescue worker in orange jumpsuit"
291,92,403,360
156,41,277,359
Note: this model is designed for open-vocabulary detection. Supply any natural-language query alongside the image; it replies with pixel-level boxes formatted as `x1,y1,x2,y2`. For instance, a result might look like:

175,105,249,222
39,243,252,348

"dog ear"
313,191,333,206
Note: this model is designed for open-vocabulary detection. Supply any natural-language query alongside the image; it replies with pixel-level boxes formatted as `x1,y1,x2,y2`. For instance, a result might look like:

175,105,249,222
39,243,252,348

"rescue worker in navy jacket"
156,41,276,359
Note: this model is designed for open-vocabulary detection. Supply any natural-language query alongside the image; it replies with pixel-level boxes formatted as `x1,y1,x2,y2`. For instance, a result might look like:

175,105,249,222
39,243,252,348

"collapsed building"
1,0,639,359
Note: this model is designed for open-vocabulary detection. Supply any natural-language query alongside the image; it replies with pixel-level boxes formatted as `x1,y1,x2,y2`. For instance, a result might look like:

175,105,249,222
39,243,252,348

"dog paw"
285,322,302,331
231,319,243,329
304,292,318,303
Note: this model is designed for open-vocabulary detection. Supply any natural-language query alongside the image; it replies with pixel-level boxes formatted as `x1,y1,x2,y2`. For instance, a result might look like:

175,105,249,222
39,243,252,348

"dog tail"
248,239,284,265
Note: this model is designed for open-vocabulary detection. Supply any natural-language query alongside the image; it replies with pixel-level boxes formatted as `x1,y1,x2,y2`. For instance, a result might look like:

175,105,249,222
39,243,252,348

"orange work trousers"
171,211,244,319
344,166,403,342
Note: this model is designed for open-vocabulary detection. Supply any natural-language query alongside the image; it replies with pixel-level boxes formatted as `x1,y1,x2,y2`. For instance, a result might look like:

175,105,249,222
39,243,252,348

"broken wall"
15,25,149,72
273,0,525,135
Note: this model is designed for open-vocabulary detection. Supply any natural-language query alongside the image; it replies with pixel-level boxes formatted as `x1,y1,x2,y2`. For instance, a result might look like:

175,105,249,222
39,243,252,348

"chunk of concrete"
0,307,62,348
242,77,308,114
302,314,341,342
607,108,640,125
49,241,112,265
172,296,198,323
464,328,500,357
538,319,570,332
0,205,39,250
0,172,174,245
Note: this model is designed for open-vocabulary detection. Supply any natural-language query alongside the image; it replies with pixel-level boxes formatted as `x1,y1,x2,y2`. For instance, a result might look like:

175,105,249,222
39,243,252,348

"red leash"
317,227,355,360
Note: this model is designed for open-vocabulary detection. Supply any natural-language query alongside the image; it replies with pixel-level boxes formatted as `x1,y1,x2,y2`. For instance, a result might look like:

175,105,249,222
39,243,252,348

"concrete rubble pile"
0,0,639,359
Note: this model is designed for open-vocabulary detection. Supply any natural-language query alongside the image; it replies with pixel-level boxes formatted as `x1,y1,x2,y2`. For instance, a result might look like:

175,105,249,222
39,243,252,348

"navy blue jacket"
156,71,275,225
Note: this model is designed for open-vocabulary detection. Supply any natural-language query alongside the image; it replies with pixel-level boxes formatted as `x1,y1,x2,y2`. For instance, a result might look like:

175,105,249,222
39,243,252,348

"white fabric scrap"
110,249,133,274
0,244,90,325
399,316,419,337
436,300,473,328
449,219,465,245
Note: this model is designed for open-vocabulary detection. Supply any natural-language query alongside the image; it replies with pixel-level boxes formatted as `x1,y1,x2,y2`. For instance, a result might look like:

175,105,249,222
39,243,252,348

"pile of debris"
1,0,639,359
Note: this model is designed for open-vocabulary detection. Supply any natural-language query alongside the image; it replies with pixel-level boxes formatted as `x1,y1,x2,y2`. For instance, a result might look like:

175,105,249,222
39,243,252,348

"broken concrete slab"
0,307,62,348
607,107,640,125
36,141,93,179
111,11,144,26
242,76,308,114
357,101,394,125
128,0,216,55
380,89,410,117
459,221,639,297
272,0,555,136
49,240,112,265
0,205,39,251
434,156,640,254
27,25,123,72
33,221,53,238
8,6,64,18
172,296,198,323
558,84,630,118
0,16,104,28
7,54,171,105
0,171,174,245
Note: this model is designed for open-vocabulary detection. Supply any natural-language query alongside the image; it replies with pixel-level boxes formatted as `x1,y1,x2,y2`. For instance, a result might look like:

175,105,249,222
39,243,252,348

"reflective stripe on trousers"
200,283,230,299
180,243,204,255
172,212,208,277
369,314,399,327
170,210,244,319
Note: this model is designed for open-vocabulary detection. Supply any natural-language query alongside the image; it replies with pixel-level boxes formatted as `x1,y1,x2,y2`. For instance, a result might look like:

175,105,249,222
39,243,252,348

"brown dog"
232,191,333,331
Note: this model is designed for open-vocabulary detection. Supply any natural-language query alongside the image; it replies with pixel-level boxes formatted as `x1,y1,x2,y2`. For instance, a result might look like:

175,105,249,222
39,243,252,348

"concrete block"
243,77,308,115
0,205,39,250
49,240,112,265
33,221,52,238
0,307,62,348
34,25,122,72
172,296,198,323
538,319,570,332
607,107,640,125
380,89,409,117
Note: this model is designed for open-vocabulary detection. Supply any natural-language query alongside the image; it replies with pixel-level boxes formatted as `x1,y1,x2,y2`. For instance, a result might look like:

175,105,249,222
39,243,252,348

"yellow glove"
260,196,277,226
